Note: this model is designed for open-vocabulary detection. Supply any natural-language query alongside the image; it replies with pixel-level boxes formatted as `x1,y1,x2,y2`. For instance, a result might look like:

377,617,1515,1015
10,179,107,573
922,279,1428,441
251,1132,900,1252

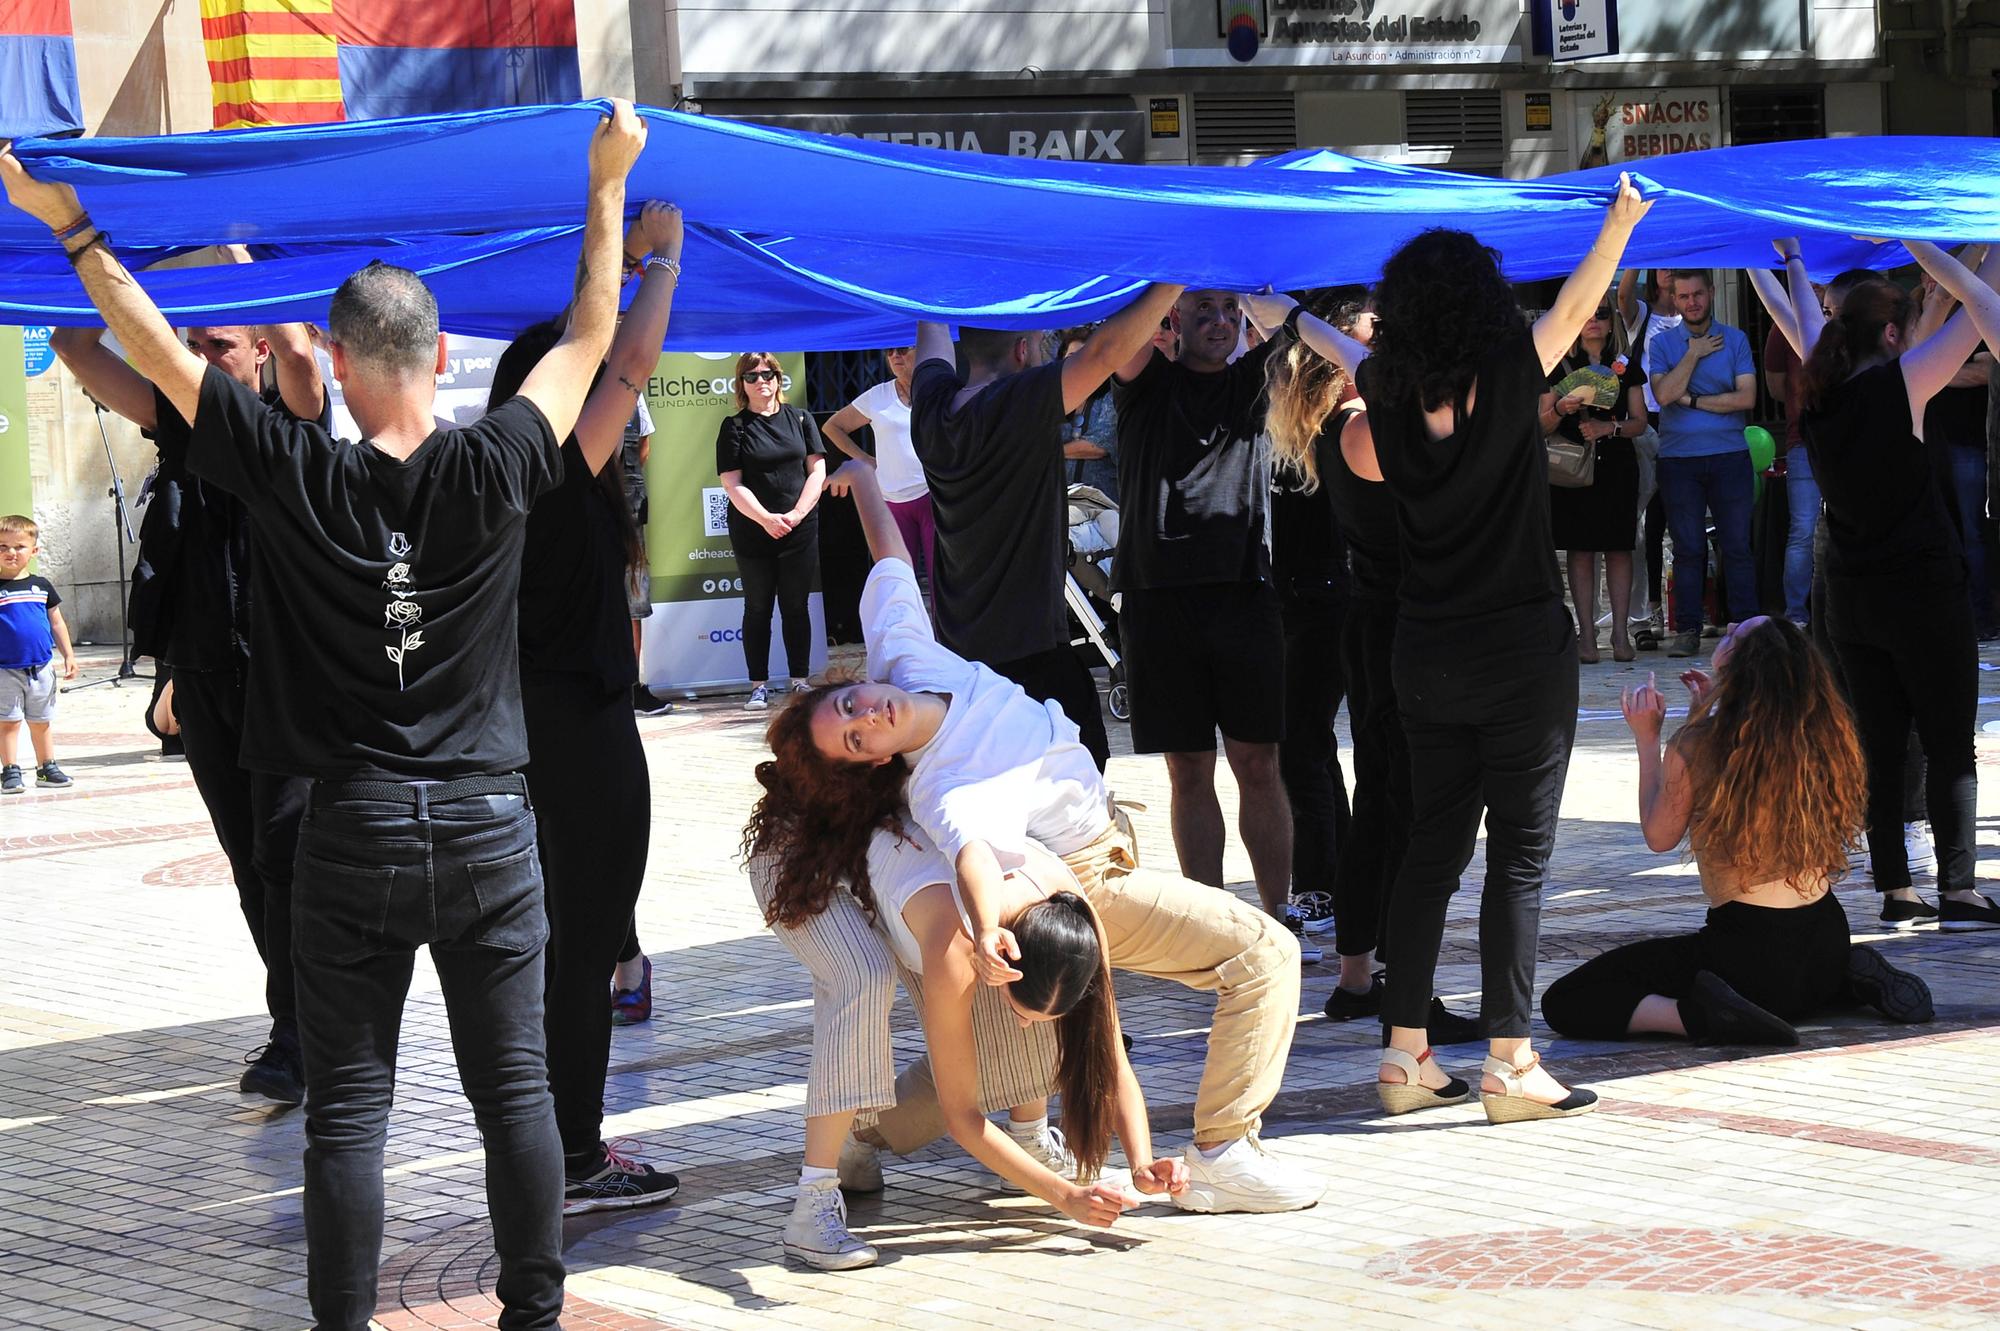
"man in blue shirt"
1646,269,1759,656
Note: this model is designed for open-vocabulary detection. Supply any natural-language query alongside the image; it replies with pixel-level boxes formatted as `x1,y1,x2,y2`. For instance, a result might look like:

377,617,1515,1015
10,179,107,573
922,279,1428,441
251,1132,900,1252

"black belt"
312,772,527,807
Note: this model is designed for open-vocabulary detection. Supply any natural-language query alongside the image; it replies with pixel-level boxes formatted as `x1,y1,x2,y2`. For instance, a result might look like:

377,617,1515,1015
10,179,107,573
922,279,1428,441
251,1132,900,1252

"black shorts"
1120,581,1285,754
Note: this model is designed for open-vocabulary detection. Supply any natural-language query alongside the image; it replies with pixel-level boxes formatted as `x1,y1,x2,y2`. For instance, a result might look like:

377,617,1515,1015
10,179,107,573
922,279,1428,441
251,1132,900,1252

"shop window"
1403,90,1503,174
1729,87,1825,145
1192,93,1298,164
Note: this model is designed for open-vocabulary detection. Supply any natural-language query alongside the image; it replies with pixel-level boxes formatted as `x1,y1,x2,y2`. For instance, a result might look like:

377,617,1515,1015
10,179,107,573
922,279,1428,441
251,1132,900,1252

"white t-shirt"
1627,307,1683,414
853,380,927,504
867,825,1077,973
863,558,1109,869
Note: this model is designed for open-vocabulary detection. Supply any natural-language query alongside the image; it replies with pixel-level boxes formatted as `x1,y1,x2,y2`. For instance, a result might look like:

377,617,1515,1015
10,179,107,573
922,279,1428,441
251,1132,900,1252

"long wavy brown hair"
741,681,910,927
1266,292,1368,494
1673,619,1865,892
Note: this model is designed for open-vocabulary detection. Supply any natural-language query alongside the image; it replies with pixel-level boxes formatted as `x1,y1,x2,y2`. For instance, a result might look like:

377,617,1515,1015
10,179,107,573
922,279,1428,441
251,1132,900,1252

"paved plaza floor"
4,641,2000,1331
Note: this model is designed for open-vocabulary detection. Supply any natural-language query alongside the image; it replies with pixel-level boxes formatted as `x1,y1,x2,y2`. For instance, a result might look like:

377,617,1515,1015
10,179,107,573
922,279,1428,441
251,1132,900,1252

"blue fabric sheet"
2,101,1996,346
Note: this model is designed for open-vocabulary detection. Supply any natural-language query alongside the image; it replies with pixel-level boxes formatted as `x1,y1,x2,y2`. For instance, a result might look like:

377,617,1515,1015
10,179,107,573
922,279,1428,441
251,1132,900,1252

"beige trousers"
1059,814,1301,1141
747,853,1056,1133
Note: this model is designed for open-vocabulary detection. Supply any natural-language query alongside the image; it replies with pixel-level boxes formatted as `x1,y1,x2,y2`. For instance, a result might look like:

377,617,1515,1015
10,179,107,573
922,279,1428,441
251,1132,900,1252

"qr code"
702,487,731,538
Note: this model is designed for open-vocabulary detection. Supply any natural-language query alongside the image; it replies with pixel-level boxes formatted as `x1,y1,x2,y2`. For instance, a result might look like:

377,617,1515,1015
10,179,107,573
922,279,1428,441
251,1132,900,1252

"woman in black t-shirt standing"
1248,174,1651,1124
491,201,684,1214
1538,307,1649,662
718,353,826,710
1789,237,2000,933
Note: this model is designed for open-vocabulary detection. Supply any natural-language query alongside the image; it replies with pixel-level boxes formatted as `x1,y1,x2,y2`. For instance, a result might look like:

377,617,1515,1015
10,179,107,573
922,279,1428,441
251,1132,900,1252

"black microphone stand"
66,400,150,690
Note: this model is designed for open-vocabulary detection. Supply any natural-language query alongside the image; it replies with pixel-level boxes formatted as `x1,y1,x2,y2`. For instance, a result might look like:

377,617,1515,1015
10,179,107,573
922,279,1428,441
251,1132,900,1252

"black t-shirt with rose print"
188,365,562,780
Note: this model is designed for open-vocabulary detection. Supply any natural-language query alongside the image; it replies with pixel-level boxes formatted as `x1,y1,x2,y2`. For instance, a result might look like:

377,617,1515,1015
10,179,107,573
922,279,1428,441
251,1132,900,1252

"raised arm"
1622,672,1693,852
49,327,159,428
1241,289,1370,383
1532,173,1652,374
2,150,206,423
1901,241,2000,415
841,459,912,566
1616,267,1643,338
914,319,954,371
574,201,683,475
1776,238,1824,368
514,100,647,443
262,320,326,423
1078,283,1184,406
1747,267,1801,359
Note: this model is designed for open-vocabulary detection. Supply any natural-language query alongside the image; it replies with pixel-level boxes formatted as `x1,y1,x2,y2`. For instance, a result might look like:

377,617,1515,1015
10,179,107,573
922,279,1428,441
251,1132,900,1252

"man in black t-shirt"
2,103,649,1330
1110,290,1293,924
906,284,1182,770
53,316,325,1109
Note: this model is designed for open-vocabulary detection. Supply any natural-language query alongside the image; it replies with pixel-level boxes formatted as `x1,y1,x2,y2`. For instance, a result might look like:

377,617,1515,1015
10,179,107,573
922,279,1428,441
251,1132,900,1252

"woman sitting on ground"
1542,616,1933,1044
765,457,1320,1216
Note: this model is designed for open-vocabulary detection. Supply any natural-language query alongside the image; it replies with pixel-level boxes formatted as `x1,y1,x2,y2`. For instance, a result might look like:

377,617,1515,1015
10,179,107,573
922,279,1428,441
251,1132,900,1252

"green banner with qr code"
0,328,32,530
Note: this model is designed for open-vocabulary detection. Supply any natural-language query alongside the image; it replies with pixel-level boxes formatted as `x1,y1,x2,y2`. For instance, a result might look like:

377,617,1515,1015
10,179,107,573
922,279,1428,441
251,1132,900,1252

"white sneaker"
1905,821,1937,880
1173,1134,1324,1214
744,683,771,712
1002,1123,1079,1190
1281,908,1324,964
790,678,815,693
783,1179,878,1270
837,1134,883,1193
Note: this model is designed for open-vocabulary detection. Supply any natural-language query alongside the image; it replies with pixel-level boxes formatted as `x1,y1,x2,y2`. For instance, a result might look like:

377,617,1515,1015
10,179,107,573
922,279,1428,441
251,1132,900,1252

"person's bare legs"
0,718,19,768
803,1111,857,1170
26,721,54,766
1165,749,1225,887
1338,951,1376,992
1222,735,1294,918
1627,995,1687,1036
1482,1036,1575,1101
1606,550,1635,656
1568,551,1599,661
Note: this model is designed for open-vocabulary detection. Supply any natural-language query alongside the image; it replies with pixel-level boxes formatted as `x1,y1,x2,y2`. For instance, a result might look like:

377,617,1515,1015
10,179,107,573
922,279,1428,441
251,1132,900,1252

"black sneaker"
1843,945,1934,1023
1,764,21,794
564,1142,680,1216
633,685,674,716
239,1040,304,1107
1681,971,1799,1046
1280,908,1324,964
1939,893,2000,931
1378,997,1482,1047
1880,896,1940,930
1289,891,1337,936
34,761,71,789
1323,974,1384,1022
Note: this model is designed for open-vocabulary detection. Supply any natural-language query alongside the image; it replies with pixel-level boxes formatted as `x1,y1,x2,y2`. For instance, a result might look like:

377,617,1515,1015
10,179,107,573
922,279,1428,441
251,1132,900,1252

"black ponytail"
1009,892,1119,1179
1801,278,1911,412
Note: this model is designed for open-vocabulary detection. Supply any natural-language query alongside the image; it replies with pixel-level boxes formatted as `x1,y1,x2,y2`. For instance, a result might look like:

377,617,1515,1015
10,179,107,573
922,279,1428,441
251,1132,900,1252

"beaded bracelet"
644,255,682,281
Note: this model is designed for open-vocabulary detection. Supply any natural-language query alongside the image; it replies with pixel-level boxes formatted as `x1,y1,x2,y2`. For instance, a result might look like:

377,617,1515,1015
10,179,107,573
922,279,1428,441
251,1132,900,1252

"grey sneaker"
783,1178,877,1270
1002,1123,1079,1191
1,764,21,795
1172,1133,1324,1214
35,761,72,788
1666,631,1701,658
744,683,771,712
837,1134,883,1193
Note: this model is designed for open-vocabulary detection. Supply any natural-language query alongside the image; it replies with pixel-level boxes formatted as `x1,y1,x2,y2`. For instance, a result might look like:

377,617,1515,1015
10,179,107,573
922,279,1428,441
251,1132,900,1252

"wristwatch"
1282,304,1305,339
1688,394,1701,412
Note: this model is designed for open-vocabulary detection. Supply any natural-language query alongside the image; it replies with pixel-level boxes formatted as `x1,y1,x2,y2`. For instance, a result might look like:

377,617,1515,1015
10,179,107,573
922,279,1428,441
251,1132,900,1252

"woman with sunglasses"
718,353,826,709
1537,300,1650,662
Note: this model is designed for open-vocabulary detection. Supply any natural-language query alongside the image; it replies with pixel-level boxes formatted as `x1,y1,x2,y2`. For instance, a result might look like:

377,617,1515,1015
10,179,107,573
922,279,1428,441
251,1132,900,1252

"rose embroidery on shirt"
382,540,424,690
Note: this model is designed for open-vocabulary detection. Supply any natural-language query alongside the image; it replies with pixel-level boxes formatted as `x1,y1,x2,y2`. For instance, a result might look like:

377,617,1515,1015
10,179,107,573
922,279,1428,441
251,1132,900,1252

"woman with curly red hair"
1543,616,1931,1042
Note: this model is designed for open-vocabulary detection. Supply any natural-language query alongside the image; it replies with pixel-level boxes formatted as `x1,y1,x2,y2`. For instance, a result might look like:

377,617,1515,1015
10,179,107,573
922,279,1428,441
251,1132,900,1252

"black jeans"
1831,589,1978,893
293,774,563,1331
1383,601,1578,1037
987,643,1111,773
523,675,650,1159
1335,599,1408,962
173,666,309,1035
736,538,818,682
1542,892,1850,1038
1278,587,1352,907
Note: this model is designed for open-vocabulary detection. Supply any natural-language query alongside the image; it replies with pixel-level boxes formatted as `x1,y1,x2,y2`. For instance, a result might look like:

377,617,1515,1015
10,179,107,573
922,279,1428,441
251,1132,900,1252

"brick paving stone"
2,643,1999,1329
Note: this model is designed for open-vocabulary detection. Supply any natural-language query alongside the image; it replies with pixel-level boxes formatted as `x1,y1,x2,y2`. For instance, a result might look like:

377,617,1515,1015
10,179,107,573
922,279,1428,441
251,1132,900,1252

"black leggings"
1832,592,1977,893
1383,601,1577,1037
523,674,651,1159
173,667,310,1036
1543,892,1851,1038
1333,599,1406,962
1278,590,1352,910
736,538,819,682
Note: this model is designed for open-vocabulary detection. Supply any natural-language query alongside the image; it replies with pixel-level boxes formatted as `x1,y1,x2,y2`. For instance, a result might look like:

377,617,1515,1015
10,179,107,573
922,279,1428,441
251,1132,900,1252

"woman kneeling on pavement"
769,459,1322,1218
1542,617,1933,1044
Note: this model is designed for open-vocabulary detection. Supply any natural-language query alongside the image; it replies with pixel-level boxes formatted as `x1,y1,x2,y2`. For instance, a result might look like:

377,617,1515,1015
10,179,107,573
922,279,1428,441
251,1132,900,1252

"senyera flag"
202,0,581,129
0,0,86,140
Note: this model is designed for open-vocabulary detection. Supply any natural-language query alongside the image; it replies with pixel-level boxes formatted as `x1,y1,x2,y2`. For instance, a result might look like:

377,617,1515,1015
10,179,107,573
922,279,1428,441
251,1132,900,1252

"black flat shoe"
1324,975,1384,1022
1682,971,1799,1047
1843,945,1934,1023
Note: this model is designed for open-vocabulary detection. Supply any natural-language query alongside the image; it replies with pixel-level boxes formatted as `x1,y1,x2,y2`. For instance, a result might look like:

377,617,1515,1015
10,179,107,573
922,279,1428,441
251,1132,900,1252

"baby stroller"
1064,484,1129,721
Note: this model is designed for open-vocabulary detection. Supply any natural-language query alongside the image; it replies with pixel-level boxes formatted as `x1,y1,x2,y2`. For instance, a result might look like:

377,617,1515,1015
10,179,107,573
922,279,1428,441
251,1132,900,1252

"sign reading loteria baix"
636,350,827,692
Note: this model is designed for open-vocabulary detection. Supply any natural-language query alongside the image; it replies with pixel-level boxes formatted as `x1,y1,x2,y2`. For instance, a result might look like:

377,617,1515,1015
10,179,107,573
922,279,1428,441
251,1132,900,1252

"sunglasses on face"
741,368,781,382
1591,308,1613,320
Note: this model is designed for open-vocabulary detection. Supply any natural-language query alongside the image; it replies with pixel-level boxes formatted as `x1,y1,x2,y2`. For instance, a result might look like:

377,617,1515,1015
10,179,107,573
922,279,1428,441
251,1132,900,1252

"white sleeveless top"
865,824,1083,974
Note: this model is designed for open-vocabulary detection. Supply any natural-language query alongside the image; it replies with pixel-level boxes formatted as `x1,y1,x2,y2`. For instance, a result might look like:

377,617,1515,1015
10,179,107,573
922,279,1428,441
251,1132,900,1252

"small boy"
0,515,77,792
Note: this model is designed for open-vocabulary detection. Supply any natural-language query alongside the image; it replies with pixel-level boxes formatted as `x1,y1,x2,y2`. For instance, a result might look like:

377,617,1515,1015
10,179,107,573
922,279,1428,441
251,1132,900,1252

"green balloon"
1744,424,1778,475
